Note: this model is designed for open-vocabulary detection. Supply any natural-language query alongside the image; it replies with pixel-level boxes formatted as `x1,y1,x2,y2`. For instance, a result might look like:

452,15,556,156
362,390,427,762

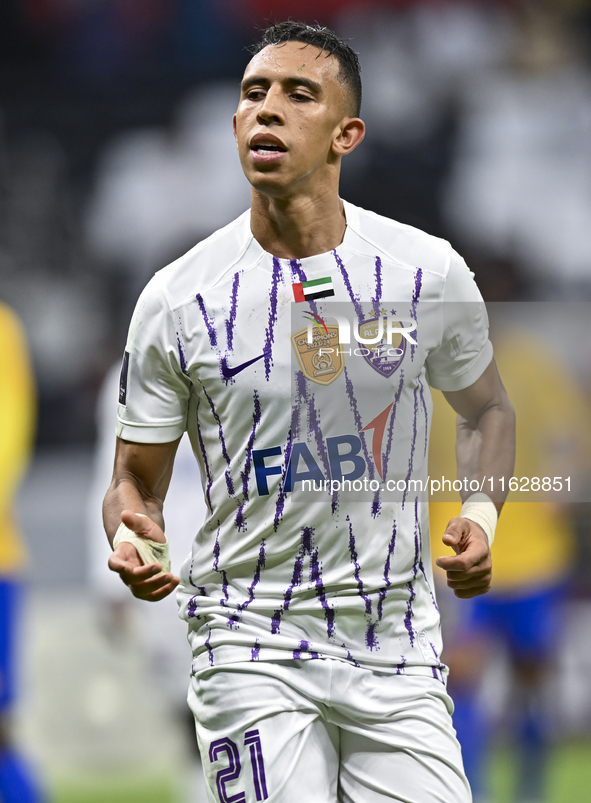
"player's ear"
232,114,238,146
331,117,365,157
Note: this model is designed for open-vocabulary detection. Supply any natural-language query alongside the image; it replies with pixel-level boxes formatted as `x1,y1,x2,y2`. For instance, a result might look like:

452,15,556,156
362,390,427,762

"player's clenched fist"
108,510,180,602
436,516,492,599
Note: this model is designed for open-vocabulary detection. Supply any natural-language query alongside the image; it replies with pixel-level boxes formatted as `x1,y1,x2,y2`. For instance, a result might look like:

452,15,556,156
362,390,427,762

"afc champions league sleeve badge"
291,325,345,385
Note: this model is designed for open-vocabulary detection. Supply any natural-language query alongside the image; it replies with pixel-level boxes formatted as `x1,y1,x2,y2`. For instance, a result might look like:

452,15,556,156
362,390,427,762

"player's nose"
256,86,284,125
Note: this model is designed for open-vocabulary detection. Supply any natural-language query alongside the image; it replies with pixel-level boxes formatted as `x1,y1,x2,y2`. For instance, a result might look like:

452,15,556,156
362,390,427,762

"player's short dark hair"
249,21,362,117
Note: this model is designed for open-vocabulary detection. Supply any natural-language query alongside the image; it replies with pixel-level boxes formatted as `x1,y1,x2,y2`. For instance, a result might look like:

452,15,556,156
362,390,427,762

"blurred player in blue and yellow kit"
0,302,44,802
430,325,590,803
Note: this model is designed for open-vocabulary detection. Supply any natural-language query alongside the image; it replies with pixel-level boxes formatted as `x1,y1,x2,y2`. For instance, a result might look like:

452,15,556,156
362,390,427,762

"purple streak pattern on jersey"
371,491,380,520
195,398,213,510
343,368,373,478
365,371,405,520
293,639,320,660
306,391,332,511
225,272,241,351
205,627,214,666
341,643,361,667
263,258,283,380
414,500,439,614
289,259,305,282
403,502,423,646
402,384,421,507
412,504,421,585
429,639,444,676
272,371,306,532
380,371,405,488
410,267,423,360
404,581,416,646
186,560,208,621
176,335,189,375
173,310,191,376
271,526,335,639
376,588,387,626
227,540,267,630
377,519,399,624
348,517,379,650
188,555,208,594
272,433,291,532
271,526,313,634
236,390,262,531
309,536,336,638
187,597,200,619
383,518,398,588
333,248,363,322
428,639,445,681
213,529,230,605
199,380,235,497
196,293,218,348
372,256,383,313
418,377,429,459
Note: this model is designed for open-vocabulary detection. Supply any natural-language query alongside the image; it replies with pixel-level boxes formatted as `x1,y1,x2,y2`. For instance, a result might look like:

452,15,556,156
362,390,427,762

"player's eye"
291,92,312,102
249,88,267,99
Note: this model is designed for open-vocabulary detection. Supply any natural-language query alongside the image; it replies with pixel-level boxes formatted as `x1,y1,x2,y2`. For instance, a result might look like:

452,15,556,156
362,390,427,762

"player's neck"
250,188,346,260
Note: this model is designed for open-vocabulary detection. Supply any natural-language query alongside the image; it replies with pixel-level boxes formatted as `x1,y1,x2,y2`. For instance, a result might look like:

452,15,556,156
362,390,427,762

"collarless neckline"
248,200,356,265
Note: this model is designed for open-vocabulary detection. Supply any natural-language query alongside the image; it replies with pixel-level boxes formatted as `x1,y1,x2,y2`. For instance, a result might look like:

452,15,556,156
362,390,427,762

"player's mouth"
249,135,287,163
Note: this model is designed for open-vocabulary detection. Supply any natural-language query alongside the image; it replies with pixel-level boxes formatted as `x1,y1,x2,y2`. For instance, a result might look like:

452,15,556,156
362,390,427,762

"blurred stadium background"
1,1,591,801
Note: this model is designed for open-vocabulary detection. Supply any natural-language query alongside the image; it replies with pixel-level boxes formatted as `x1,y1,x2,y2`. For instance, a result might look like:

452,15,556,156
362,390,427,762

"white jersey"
117,201,492,677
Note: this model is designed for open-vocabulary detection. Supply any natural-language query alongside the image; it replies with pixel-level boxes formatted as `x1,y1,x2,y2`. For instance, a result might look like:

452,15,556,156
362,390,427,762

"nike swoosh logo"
221,351,268,379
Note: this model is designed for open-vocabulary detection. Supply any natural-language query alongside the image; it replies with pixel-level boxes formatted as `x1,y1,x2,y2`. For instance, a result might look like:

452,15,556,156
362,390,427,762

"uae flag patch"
292,276,335,302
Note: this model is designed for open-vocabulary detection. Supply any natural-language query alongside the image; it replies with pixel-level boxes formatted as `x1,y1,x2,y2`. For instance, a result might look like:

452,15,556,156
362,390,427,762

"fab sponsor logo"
252,402,394,496
291,310,416,384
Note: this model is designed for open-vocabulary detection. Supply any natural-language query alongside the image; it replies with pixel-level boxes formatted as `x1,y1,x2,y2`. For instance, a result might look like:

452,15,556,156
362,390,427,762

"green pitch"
490,741,591,803
51,770,179,803
49,741,591,803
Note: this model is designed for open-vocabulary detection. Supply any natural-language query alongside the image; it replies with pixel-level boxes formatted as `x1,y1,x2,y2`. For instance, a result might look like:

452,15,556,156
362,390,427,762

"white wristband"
113,515,171,573
460,492,498,548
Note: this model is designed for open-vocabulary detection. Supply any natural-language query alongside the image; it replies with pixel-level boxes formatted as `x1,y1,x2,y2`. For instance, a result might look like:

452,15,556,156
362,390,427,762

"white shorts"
188,658,471,803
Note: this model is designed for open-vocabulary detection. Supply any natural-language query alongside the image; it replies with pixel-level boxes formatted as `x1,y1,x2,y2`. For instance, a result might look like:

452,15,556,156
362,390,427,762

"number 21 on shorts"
209,729,269,802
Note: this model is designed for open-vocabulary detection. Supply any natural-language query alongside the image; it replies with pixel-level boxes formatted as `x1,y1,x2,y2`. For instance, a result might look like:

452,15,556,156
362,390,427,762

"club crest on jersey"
358,314,407,378
291,324,344,385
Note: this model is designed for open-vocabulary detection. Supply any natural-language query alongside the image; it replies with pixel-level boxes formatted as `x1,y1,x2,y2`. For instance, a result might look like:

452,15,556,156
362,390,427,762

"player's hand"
108,510,180,602
435,516,492,599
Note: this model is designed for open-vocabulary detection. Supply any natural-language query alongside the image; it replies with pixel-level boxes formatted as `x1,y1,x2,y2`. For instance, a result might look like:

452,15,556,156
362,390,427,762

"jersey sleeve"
116,275,191,443
426,250,493,391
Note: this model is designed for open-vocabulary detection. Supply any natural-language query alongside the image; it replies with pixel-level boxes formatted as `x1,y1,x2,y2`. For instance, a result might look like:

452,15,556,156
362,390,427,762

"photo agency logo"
257,302,424,502
290,309,417,385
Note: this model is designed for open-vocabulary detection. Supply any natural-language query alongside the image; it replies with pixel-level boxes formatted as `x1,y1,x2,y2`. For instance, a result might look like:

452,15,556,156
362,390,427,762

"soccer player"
0,302,44,803
103,22,515,802
429,326,589,803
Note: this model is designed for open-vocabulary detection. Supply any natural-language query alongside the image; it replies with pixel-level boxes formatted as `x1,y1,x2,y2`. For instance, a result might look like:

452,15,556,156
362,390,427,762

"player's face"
234,42,354,197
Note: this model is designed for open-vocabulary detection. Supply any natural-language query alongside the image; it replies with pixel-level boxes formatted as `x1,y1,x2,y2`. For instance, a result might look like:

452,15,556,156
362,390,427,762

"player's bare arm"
103,437,181,601
436,358,516,598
